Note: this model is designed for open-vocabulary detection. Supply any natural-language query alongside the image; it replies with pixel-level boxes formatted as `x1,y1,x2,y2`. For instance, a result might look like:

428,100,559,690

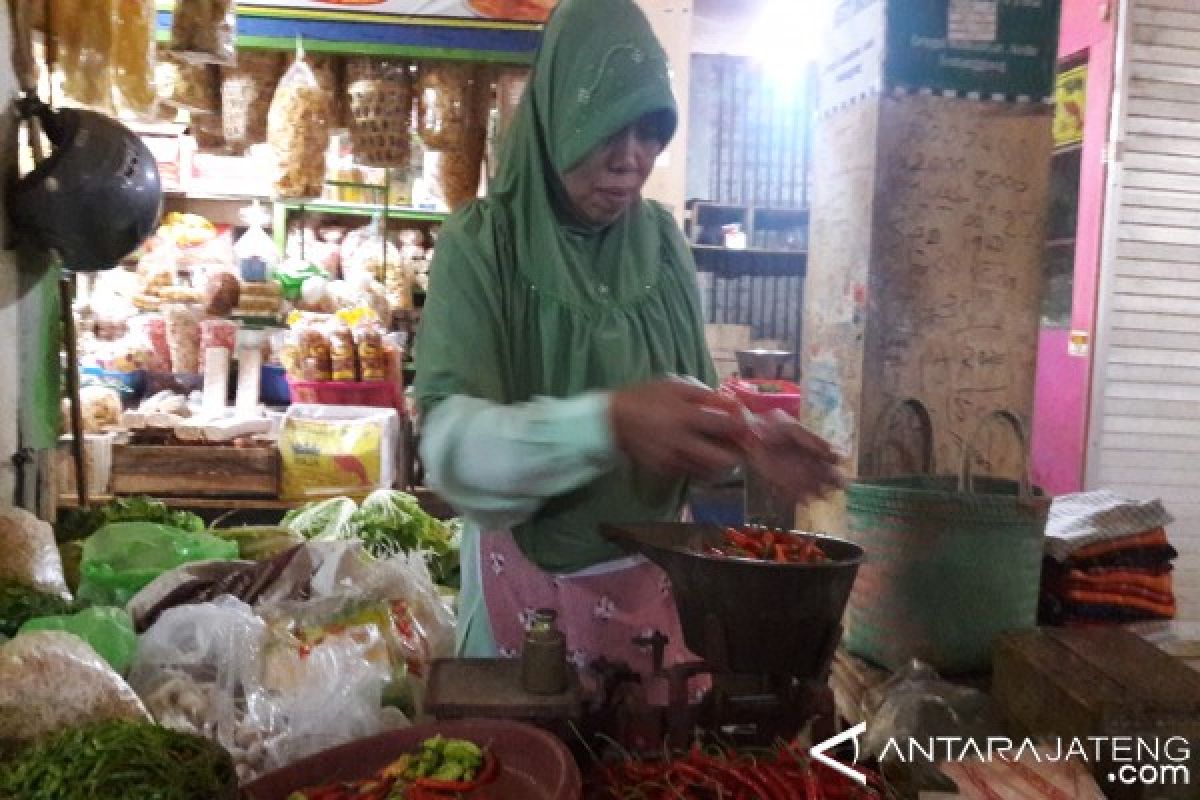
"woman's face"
560,114,666,227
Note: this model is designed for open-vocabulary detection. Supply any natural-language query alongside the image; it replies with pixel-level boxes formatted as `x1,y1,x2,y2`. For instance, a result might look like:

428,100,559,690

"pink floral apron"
480,529,704,704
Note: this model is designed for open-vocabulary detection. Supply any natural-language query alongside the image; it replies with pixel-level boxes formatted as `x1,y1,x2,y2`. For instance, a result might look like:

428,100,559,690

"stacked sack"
1040,490,1178,626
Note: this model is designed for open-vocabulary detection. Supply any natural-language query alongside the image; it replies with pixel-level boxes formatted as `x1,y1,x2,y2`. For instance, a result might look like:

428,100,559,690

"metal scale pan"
602,523,863,678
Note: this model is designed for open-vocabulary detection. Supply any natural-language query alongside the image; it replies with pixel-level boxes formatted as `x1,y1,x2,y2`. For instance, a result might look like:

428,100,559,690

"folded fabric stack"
1039,491,1178,626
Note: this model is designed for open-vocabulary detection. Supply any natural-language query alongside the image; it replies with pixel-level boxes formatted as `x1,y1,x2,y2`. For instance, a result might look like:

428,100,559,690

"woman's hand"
609,380,750,480
743,410,846,504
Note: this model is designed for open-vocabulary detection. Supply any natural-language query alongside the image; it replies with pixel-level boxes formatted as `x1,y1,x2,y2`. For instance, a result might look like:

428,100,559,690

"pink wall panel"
1030,0,1116,494
1031,328,1089,494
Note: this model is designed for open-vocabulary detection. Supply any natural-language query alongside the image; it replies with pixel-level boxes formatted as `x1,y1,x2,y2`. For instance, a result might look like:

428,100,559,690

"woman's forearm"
419,392,619,529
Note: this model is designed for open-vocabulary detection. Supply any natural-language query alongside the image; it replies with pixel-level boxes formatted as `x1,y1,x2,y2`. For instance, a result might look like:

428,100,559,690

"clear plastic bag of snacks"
347,61,413,169
168,0,236,66
113,0,158,114
200,318,239,355
163,304,204,374
130,315,172,373
58,0,114,110
157,56,220,114
416,62,480,151
220,52,286,150
353,320,388,383
341,217,398,286
268,48,333,199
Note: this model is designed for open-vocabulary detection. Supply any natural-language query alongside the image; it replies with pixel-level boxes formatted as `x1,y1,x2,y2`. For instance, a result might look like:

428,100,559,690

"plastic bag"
417,62,478,151
342,217,398,286
259,616,398,767
129,598,273,782
130,315,172,372
130,596,400,783
279,405,400,499
0,508,70,599
268,49,332,199
0,630,149,742
163,303,204,374
169,0,236,66
114,0,158,113
76,522,239,608
235,202,279,283
221,52,286,150
257,542,454,717
863,660,1005,762
68,0,115,110
157,56,221,114
346,62,413,169
19,606,137,674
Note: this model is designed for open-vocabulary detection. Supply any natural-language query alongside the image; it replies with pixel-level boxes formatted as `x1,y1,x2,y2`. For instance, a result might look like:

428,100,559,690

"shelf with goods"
684,202,809,278
44,4,536,523
153,1,542,66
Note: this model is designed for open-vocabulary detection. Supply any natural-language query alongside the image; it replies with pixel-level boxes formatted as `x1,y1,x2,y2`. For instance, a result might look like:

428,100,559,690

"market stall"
34,0,537,516
7,0,1200,798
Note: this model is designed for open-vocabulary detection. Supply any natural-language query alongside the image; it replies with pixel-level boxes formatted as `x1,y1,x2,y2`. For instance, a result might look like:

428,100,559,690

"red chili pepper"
774,543,790,563
753,763,801,800
795,764,822,800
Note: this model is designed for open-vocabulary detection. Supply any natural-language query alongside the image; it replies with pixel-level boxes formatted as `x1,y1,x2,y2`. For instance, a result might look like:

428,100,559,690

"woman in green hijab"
415,0,841,676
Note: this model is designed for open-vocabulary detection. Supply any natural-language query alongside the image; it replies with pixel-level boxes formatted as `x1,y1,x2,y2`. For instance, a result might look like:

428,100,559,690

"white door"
1088,0,1200,622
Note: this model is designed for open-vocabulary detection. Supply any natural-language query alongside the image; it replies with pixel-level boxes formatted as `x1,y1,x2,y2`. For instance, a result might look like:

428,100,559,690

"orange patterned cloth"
1067,527,1171,561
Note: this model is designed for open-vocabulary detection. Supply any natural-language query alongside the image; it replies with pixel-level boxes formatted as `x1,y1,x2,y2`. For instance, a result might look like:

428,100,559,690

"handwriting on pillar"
874,100,1046,471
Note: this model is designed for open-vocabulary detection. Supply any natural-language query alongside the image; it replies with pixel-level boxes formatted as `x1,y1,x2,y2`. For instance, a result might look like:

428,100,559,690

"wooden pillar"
803,0,1061,529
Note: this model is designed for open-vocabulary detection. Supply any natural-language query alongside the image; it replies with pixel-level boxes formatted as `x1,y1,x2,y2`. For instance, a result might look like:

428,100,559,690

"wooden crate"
993,628,1200,800
110,445,280,498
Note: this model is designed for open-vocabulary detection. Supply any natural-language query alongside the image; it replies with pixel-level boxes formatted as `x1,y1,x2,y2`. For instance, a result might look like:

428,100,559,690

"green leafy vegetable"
57,497,206,543
0,720,237,800
280,497,358,541
282,493,462,588
0,583,73,638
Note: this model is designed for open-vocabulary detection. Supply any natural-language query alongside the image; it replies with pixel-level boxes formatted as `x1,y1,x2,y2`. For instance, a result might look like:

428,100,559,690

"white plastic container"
58,432,117,498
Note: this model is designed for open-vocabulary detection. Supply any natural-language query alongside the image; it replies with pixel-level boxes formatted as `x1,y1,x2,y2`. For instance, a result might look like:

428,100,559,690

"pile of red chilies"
588,742,889,799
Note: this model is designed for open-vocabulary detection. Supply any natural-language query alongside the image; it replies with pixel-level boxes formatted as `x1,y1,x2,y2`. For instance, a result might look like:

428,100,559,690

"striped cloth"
1045,490,1175,562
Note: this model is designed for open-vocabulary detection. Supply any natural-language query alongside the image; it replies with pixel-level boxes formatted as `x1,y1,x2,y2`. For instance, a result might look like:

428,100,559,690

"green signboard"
886,0,1061,99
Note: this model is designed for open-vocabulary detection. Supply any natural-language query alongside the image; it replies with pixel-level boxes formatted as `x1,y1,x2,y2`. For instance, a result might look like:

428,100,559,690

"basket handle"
864,397,934,478
957,410,1033,499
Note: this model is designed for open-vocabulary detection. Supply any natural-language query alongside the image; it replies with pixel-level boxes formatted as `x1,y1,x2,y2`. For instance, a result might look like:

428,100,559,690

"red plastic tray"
724,378,803,417
287,379,402,413
240,718,581,800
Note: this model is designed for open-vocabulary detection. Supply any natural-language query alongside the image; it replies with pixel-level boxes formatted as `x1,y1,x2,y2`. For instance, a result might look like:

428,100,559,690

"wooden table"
57,486,456,520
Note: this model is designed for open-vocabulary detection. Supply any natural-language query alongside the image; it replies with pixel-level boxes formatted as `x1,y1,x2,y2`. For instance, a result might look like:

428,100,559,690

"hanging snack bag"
307,54,347,130
347,61,413,169
268,49,333,199
416,62,477,151
61,0,115,110
157,56,221,114
113,0,158,114
220,51,285,151
169,0,237,66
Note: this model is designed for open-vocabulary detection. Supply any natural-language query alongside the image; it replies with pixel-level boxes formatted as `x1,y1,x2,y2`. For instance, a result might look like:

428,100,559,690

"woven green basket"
842,403,1049,675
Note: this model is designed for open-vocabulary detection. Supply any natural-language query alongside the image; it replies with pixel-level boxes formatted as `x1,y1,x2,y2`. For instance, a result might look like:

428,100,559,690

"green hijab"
416,0,716,572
